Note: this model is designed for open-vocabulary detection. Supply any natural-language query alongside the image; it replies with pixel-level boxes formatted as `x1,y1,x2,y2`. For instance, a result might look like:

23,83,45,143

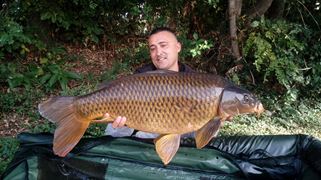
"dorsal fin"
96,70,176,90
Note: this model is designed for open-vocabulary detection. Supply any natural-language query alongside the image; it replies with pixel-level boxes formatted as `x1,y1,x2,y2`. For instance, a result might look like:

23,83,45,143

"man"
104,27,194,138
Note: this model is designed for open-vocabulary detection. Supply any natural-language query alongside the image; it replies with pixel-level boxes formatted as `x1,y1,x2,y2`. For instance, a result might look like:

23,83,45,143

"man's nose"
156,48,161,56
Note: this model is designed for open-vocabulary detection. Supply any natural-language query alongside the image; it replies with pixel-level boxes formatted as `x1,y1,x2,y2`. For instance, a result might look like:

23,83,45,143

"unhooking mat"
1,133,321,180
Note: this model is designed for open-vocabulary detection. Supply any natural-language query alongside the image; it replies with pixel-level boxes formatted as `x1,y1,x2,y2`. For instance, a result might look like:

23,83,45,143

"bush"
243,18,321,98
0,58,82,92
0,17,31,60
244,19,305,88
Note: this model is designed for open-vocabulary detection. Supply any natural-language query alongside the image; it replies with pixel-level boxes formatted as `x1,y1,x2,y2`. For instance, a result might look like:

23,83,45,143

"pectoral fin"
154,134,181,165
195,118,222,149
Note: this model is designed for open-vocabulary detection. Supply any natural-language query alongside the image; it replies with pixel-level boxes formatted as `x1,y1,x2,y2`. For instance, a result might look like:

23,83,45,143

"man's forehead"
148,31,177,45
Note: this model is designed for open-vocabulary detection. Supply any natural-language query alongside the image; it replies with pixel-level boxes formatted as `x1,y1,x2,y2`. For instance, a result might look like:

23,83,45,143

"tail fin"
38,96,90,157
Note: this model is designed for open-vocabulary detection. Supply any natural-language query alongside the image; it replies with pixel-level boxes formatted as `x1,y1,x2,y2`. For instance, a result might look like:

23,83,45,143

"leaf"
23,77,32,89
193,33,199,40
48,64,61,74
48,74,58,88
64,71,82,79
251,21,260,28
8,73,24,88
59,77,68,91
40,74,51,84
40,57,48,64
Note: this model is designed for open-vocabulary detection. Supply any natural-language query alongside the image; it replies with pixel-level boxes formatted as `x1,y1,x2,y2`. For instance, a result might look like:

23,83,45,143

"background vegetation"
1,0,320,174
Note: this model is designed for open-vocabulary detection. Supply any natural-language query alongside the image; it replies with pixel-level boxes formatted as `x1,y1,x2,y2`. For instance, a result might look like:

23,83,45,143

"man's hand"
103,113,127,128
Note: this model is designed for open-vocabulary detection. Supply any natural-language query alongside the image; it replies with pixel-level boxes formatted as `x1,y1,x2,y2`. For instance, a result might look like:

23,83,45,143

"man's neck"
168,66,179,72
168,62,179,72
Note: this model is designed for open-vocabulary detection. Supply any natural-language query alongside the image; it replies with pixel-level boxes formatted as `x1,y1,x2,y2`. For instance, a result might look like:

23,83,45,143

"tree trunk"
235,0,242,16
247,0,274,19
228,0,242,61
267,0,286,19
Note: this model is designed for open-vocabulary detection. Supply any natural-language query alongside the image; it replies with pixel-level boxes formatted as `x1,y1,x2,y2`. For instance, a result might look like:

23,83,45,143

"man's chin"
154,63,168,70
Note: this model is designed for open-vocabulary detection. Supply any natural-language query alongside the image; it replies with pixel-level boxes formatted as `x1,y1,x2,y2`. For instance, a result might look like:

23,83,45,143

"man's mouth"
157,57,166,61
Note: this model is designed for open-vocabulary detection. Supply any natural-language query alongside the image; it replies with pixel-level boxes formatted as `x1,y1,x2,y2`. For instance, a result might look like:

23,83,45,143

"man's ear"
176,42,182,53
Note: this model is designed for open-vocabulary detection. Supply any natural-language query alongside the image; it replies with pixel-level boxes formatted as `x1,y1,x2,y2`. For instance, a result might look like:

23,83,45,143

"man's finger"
103,113,110,118
119,117,127,127
112,116,122,128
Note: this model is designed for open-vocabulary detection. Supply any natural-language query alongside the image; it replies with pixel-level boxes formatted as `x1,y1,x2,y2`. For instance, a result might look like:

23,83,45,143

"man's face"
148,31,181,71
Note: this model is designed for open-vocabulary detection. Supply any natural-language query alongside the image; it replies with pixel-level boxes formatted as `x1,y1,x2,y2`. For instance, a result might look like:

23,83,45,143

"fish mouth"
255,102,265,117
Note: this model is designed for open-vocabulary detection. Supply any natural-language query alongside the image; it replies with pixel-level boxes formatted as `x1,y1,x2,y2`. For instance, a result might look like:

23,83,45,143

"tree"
228,0,286,61
246,0,274,20
228,0,242,61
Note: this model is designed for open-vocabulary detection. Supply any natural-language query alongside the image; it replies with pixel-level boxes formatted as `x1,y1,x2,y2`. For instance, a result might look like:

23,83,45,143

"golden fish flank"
38,70,264,165
76,72,221,133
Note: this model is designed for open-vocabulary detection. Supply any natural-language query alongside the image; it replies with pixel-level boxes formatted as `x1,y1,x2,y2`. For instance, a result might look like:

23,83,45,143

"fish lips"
255,102,265,117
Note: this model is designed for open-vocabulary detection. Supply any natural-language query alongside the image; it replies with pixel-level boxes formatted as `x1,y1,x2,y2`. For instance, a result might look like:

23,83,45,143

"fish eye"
243,95,250,103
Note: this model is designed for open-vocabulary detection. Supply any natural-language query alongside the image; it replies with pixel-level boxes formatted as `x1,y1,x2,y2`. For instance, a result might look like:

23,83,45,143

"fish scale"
38,70,264,164
74,72,223,134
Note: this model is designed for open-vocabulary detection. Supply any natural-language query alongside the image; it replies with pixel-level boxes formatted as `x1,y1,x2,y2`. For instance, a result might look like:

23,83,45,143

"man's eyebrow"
149,41,168,48
158,41,168,44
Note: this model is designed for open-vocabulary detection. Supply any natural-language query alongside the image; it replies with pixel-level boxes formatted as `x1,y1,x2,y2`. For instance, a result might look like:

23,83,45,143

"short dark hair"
149,27,177,37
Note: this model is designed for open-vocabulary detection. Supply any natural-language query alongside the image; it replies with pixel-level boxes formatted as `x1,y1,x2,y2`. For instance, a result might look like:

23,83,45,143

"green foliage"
189,33,213,57
13,0,104,43
243,18,307,91
30,121,56,134
206,0,221,10
100,62,129,83
0,138,19,174
285,1,321,31
40,64,82,91
0,63,33,89
86,124,107,137
221,96,321,138
0,88,44,114
120,42,150,67
100,41,150,83
179,33,214,60
0,17,31,60
0,61,82,92
301,37,321,97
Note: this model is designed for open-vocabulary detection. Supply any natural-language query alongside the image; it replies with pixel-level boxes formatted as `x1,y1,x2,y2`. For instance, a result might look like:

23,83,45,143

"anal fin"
154,134,181,165
195,118,222,149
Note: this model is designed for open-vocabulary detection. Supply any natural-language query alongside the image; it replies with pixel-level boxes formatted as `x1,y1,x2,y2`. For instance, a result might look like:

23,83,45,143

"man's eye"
160,43,168,48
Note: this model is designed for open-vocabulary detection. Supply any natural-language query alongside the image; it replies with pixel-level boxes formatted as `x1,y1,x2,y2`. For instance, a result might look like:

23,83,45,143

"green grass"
221,98,321,139
0,137,19,174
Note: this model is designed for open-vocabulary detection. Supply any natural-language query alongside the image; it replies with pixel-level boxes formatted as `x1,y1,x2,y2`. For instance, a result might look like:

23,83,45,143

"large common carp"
38,70,264,165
